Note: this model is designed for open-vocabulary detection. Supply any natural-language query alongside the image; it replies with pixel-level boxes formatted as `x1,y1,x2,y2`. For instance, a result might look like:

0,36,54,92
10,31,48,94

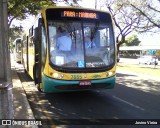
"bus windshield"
14,39,21,52
49,20,115,69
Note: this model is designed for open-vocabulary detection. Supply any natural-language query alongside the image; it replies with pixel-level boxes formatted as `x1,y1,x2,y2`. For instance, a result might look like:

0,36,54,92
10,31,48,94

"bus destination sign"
62,11,98,19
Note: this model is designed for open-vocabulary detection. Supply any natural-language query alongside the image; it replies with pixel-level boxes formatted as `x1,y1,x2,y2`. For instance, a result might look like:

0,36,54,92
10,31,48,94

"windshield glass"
48,21,115,69
16,42,21,52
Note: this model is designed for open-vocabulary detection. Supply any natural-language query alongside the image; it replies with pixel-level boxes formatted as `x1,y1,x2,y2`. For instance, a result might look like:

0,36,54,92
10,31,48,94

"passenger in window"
56,27,72,51
84,36,96,49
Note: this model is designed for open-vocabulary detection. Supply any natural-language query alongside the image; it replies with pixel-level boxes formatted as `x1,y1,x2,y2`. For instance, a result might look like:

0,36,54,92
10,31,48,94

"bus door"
22,35,29,72
26,36,29,72
33,24,44,90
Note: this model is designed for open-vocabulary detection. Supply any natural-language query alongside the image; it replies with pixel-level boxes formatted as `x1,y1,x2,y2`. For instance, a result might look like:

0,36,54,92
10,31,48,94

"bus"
13,38,22,63
22,6,116,93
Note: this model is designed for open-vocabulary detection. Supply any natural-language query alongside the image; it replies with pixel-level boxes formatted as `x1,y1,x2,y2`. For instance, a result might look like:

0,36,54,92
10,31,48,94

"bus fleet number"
71,75,82,80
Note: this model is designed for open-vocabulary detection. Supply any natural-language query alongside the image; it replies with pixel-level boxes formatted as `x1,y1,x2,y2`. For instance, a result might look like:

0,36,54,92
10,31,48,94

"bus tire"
36,83,43,92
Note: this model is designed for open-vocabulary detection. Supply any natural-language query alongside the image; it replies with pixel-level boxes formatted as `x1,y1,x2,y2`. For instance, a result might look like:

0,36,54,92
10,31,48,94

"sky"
11,0,160,46
138,32,160,46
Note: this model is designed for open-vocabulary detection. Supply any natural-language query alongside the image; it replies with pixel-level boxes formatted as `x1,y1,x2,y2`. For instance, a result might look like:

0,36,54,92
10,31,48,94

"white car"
138,56,158,65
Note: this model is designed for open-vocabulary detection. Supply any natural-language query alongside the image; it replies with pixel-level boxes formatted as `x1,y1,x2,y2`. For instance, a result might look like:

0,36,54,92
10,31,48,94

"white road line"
113,95,145,111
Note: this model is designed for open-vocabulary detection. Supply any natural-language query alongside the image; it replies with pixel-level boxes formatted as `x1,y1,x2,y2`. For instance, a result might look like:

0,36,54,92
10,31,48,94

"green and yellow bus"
22,6,116,93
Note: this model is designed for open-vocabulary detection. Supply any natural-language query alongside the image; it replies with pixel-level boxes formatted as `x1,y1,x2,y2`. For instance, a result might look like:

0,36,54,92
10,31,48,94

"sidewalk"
11,54,38,128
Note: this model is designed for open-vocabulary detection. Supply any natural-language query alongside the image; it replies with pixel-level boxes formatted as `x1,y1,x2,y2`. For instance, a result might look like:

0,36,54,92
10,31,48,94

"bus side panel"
22,36,29,72
28,38,35,79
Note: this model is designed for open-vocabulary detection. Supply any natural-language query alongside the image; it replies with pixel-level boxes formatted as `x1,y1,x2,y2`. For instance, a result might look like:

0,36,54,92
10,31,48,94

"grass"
117,63,160,78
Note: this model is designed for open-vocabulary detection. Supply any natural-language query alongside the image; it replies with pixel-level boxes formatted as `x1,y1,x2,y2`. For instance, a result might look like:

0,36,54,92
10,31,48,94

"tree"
8,0,80,27
8,0,79,37
8,0,54,28
155,50,160,57
53,0,80,6
105,0,147,54
9,25,23,43
121,35,141,56
123,35,141,46
130,0,160,30
8,0,55,45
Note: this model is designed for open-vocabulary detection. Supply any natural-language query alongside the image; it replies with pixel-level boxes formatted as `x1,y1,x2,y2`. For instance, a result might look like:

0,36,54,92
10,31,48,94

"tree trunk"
117,35,125,55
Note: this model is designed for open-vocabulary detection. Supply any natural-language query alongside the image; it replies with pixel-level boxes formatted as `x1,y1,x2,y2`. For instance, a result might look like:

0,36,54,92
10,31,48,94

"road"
119,57,160,68
15,61,160,128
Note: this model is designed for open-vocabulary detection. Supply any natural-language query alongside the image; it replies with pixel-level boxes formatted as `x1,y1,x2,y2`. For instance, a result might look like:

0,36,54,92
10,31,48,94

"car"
138,55,158,65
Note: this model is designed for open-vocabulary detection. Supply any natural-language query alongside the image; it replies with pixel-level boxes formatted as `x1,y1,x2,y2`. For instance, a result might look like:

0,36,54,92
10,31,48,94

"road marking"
113,96,145,111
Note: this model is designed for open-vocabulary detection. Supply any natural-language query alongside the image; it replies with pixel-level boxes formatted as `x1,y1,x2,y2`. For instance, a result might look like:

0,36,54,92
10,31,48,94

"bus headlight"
53,73,59,78
106,71,114,77
50,72,64,79
108,72,113,76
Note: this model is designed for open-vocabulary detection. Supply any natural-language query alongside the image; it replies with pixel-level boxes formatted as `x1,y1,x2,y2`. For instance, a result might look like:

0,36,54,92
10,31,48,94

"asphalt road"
15,62,160,128
119,57,160,68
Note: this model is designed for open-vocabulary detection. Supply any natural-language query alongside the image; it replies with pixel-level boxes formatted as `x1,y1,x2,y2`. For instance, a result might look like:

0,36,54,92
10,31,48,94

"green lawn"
117,63,160,77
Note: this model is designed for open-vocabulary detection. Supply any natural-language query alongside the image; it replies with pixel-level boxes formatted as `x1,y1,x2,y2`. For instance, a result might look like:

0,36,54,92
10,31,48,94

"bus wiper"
91,22,99,42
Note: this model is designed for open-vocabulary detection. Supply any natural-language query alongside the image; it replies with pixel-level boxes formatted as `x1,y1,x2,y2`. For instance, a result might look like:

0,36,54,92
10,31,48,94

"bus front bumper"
42,74,116,93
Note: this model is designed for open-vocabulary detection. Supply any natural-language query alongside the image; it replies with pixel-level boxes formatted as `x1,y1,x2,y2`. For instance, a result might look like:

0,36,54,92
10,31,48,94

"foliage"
53,0,80,6
155,50,160,57
130,0,160,30
105,0,147,54
121,35,141,56
8,0,54,27
9,25,23,42
101,0,160,54
8,0,80,41
8,0,55,43
8,0,160,50
123,35,141,46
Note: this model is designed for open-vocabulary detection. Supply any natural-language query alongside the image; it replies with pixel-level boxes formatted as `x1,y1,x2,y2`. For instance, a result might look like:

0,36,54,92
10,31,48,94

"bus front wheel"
36,83,43,92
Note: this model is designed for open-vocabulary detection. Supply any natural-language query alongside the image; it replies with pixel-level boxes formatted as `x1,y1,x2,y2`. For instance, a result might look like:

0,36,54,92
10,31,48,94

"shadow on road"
116,73,160,95
15,66,160,128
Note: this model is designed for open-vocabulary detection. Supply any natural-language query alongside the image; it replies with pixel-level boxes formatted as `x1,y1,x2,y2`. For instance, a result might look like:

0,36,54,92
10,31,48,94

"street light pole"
95,0,97,9
0,0,14,120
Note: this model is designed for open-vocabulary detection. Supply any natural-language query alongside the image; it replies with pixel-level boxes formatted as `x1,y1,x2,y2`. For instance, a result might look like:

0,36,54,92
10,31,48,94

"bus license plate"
79,81,91,86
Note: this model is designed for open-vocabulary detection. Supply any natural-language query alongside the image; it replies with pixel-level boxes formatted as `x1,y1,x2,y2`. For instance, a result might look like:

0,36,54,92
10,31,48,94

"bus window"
16,42,21,52
41,26,47,67
48,21,114,68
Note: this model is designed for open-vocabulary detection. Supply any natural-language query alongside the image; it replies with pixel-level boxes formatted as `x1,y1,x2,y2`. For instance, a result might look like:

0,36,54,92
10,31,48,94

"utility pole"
0,0,14,121
95,0,97,9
